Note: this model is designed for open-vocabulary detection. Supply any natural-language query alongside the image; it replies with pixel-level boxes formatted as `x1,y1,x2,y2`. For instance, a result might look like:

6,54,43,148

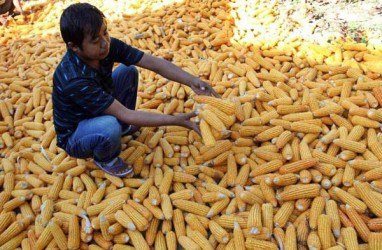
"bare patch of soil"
281,0,382,45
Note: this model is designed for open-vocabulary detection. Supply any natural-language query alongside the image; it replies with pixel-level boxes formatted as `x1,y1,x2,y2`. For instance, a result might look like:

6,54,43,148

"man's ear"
67,42,80,52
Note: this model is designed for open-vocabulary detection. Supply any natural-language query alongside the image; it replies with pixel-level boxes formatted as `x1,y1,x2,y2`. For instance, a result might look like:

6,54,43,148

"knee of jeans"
129,66,138,81
100,115,121,142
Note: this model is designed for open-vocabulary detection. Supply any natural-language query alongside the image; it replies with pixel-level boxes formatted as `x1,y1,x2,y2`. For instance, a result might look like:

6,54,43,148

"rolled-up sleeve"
109,38,144,66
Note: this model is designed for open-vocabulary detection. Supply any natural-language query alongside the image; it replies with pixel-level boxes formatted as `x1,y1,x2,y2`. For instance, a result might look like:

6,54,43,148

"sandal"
94,157,133,177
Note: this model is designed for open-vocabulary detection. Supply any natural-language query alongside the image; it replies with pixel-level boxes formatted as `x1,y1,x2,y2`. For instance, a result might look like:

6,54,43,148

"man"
53,3,219,177
0,0,23,25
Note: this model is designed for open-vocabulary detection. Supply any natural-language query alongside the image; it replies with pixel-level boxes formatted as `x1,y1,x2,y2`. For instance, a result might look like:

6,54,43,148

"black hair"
60,3,105,49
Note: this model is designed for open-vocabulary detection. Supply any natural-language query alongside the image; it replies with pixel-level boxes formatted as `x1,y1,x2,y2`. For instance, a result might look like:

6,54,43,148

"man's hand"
175,111,201,135
191,78,220,98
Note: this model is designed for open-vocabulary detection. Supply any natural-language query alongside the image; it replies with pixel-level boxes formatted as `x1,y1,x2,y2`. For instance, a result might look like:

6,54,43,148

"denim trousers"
65,64,138,162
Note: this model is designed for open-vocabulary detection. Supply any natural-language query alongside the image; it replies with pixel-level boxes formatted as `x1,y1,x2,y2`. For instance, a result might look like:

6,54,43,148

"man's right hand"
174,111,201,135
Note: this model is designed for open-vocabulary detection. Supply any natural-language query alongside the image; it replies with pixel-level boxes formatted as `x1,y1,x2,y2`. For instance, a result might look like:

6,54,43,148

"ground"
283,0,382,45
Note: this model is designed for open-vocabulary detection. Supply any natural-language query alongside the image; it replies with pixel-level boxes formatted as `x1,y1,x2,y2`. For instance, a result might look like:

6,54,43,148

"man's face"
75,20,111,63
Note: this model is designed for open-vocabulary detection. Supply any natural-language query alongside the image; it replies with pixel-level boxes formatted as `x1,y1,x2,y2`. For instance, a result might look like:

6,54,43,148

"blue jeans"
65,64,138,162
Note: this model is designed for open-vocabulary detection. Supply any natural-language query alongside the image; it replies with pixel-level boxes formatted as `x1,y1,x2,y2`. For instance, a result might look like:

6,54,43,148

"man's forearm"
137,54,197,88
121,110,180,127
104,100,182,127
154,59,196,87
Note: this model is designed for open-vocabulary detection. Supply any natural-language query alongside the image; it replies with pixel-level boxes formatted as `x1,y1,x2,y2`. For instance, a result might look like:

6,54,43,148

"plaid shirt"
52,37,144,148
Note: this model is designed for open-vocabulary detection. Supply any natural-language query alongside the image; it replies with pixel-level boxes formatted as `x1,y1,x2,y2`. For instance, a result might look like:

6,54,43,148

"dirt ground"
282,0,382,45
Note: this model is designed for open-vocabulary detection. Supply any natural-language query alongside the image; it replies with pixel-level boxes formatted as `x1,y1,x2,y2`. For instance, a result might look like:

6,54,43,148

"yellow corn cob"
330,114,353,131
173,209,186,238
354,181,382,217
145,217,159,246
127,200,153,221
154,231,166,249
362,167,382,181
372,87,382,107
307,231,321,250
165,135,189,145
277,184,320,201
173,199,209,217
290,121,322,134
250,159,283,177
317,214,334,249
33,153,53,172
342,227,359,250
204,105,236,127
158,169,174,195
47,174,64,200
49,220,68,250
207,197,230,218
133,177,154,203
242,73,259,92
284,223,297,250
259,179,277,207
368,218,382,231
368,109,382,122
245,238,278,250
231,221,245,250
187,228,215,250
273,201,295,228
127,230,150,250
194,96,235,115
247,203,262,235
277,105,309,115
352,115,380,128
308,196,325,230
331,186,367,213
200,109,228,134
35,217,53,250
333,138,366,153
279,158,319,174
225,153,237,187
369,233,382,250
349,159,382,171
209,220,229,244
254,125,284,142
185,213,208,237
202,192,226,203
114,210,136,231
160,194,173,220
272,174,298,187
312,150,347,168
126,145,146,166
123,203,149,231
345,205,370,243
227,63,246,77
201,140,232,161
369,141,382,160
0,231,26,250
163,231,176,250
178,235,201,250
313,102,344,117
159,138,174,158
68,215,80,250
354,81,382,91
200,119,216,147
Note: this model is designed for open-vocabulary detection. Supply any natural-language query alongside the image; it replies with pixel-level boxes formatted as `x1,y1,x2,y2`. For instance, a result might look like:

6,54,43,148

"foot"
122,125,140,136
94,157,133,177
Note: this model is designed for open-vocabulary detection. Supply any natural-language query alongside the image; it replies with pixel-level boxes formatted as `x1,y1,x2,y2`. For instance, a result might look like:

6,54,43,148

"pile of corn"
1,0,382,249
